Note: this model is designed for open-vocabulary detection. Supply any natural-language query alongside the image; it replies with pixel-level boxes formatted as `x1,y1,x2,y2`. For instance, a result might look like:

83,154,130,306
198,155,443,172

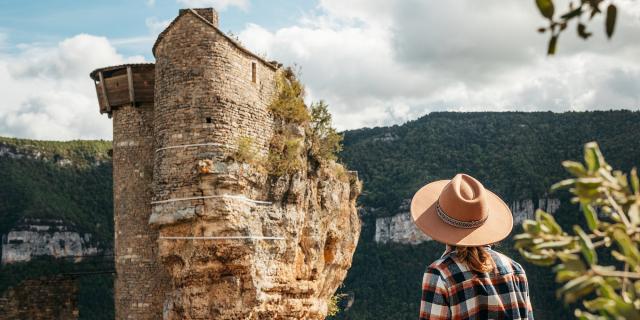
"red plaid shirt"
420,248,534,320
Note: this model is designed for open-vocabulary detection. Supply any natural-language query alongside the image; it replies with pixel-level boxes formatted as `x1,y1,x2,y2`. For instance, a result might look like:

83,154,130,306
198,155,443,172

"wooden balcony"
90,64,155,115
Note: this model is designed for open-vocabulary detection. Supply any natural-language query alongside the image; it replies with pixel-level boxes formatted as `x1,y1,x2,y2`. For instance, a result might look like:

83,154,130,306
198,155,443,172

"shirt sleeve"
522,272,534,319
419,267,451,320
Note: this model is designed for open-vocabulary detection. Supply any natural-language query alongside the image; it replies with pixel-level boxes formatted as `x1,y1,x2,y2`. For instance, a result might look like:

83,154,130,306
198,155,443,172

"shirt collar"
441,245,492,258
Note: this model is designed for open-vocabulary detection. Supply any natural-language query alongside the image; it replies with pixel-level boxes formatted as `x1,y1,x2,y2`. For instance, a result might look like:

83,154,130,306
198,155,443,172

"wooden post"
98,71,111,113
127,66,136,104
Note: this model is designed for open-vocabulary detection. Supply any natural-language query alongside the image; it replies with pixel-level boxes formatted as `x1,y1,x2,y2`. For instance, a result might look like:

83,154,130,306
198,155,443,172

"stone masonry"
112,102,171,319
91,7,361,319
0,276,78,319
91,61,170,319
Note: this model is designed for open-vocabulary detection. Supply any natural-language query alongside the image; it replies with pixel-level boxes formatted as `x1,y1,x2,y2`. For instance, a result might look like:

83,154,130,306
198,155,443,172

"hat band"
436,201,488,229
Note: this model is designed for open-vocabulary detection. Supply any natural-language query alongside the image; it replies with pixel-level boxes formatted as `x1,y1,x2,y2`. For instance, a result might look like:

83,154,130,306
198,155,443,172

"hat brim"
410,180,513,246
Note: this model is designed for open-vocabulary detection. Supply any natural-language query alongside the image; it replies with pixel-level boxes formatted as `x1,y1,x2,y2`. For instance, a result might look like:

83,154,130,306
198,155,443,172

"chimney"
180,8,219,27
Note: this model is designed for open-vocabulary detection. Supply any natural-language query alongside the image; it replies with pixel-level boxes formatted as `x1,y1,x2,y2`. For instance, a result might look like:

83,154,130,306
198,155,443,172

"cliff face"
374,198,560,244
152,122,361,319
0,139,110,168
1,219,99,265
374,200,430,245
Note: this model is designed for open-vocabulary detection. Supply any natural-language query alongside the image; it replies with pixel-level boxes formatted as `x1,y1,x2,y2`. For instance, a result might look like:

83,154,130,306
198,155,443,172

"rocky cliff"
0,138,110,168
374,200,430,245
154,141,361,319
144,34,361,317
1,219,100,265
374,198,560,244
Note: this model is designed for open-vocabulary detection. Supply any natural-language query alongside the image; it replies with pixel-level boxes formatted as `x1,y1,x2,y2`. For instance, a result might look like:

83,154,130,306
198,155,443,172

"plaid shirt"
420,248,534,320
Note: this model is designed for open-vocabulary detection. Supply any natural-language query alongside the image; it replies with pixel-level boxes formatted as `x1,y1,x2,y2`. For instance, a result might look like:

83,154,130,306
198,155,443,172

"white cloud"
176,0,249,11
0,34,145,140
145,17,172,35
4,1,639,140
239,0,640,130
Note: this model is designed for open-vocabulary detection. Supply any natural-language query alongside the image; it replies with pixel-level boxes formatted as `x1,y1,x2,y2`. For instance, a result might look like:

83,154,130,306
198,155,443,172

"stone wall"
112,102,170,319
0,276,78,319
151,9,276,221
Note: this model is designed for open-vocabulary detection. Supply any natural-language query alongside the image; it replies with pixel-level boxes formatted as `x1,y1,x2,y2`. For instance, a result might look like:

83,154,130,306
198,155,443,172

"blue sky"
0,0,315,58
0,0,639,140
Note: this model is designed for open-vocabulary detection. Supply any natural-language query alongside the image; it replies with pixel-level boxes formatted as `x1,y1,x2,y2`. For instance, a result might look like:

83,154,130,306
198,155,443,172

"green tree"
516,142,640,319
308,100,343,163
268,67,310,124
534,0,619,55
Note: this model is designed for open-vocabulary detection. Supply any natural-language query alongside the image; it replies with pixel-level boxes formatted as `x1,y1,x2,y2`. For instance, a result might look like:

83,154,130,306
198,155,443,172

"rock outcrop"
0,140,109,168
155,148,361,319
374,200,430,245
374,198,560,245
1,219,99,265
510,198,561,225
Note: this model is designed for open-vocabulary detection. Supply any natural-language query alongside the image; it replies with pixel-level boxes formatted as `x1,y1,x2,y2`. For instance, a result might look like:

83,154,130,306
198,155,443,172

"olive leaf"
536,0,555,19
580,203,599,231
574,225,597,265
606,4,617,39
534,0,623,55
517,141,640,317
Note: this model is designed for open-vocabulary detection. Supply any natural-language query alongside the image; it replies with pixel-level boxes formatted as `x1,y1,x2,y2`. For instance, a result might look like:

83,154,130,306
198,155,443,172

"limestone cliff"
154,133,361,319
374,200,430,245
0,139,110,168
1,219,100,265
375,198,560,244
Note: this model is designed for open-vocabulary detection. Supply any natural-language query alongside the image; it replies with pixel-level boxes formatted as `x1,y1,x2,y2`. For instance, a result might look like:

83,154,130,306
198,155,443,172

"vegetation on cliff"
0,138,113,243
0,136,111,167
341,111,640,216
264,67,344,175
0,137,114,319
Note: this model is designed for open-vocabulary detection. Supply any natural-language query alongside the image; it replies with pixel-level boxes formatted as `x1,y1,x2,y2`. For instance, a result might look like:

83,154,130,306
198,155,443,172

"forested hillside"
0,137,113,242
1,111,640,319
0,137,114,319
334,110,640,319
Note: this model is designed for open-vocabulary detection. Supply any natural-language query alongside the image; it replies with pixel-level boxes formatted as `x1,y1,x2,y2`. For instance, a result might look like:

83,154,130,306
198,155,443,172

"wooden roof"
89,63,155,81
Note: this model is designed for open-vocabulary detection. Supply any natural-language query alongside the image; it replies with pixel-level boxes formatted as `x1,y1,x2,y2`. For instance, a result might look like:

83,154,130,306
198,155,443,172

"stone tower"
150,7,276,214
92,8,361,319
90,64,171,319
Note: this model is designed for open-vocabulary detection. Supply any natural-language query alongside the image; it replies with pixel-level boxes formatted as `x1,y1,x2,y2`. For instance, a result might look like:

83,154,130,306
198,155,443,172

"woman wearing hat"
411,174,534,319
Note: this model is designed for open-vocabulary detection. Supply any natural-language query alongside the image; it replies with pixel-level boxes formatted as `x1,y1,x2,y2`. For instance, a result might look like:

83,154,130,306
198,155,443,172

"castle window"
251,62,257,83
205,117,212,123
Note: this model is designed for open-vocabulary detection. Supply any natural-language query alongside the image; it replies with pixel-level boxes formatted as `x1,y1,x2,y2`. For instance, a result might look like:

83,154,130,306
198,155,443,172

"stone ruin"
90,8,361,320
0,276,78,319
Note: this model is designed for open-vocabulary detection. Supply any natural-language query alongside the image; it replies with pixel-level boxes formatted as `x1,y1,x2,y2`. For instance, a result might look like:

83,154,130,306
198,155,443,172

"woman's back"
420,248,533,320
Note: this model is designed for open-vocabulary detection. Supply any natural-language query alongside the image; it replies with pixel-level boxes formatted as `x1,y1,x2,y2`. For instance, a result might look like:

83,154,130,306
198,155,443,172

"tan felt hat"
410,174,513,246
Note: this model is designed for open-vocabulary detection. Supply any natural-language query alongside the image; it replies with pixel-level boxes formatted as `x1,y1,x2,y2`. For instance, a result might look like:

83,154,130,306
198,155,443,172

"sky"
0,0,639,140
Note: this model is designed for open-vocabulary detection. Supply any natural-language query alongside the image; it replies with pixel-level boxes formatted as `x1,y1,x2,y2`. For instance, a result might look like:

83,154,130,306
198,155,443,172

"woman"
411,174,534,320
